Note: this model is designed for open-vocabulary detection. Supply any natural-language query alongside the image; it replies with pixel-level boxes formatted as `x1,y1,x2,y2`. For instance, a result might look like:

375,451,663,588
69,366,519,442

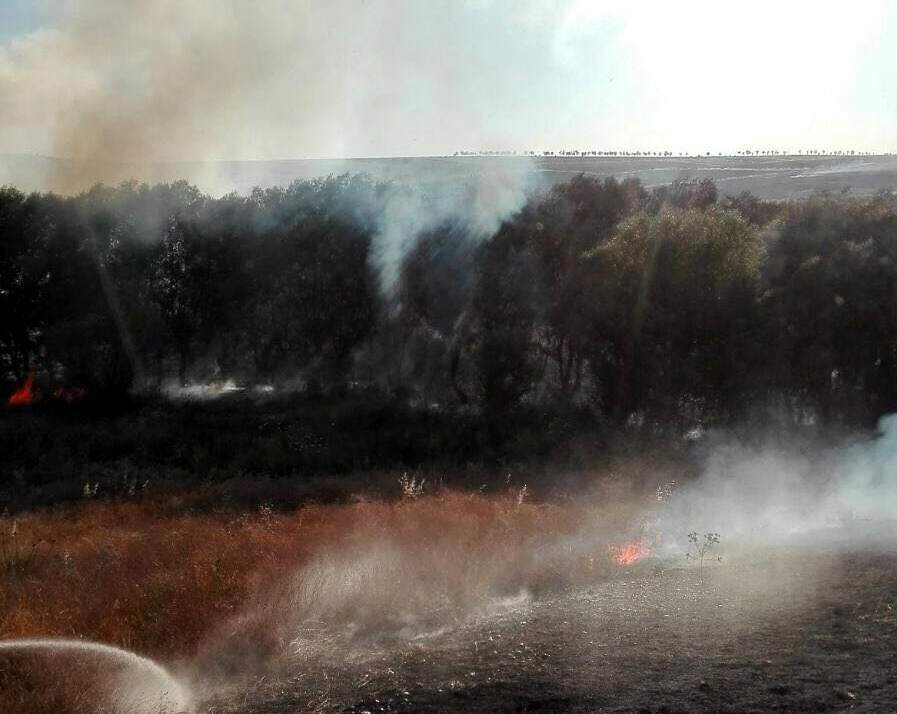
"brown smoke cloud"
1,1,310,191
0,1,560,194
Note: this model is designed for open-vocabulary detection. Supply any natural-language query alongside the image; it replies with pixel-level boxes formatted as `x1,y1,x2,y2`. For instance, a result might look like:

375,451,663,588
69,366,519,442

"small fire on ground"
7,375,36,406
608,538,652,566
7,375,86,407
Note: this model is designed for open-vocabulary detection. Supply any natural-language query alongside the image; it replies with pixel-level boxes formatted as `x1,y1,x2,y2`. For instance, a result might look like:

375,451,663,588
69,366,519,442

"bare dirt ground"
209,546,897,713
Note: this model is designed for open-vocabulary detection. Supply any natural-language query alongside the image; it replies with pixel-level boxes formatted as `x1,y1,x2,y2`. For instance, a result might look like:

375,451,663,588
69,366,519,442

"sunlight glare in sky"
0,0,894,159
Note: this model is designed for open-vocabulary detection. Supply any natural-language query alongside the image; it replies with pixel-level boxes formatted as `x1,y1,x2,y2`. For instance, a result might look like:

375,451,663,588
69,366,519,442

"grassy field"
2,425,896,712
0,394,678,513
0,482,653,711
1,396,891,712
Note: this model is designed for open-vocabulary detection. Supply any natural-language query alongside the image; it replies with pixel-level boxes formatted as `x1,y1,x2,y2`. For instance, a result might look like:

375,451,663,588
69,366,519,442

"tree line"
3,174,897,430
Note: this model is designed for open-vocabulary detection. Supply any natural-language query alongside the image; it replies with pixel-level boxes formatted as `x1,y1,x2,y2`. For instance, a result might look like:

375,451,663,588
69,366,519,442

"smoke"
6,416,897,708
371,158,540,292
182,421,897,705
654,414,897,551
1,2,278,192
0,1,567,195
0,1,543,298
165,419,897,690
184,488,631,690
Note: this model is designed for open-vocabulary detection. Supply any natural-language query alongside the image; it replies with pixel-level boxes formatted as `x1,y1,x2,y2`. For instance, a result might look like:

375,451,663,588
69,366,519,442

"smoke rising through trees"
3,174,897,433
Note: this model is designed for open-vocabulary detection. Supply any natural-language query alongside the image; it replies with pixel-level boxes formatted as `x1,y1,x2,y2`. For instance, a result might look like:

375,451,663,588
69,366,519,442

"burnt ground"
206,545,897,713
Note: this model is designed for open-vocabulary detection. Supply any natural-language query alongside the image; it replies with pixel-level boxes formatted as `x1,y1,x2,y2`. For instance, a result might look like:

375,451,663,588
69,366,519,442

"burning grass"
6,374,87,408
607,537,652,566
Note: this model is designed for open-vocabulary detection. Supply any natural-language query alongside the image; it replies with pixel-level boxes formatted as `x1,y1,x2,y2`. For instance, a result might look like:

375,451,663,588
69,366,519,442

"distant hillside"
4,153,897,199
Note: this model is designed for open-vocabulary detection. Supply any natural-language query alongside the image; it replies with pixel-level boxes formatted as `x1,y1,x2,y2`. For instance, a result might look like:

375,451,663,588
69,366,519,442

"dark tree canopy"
2,174,896,430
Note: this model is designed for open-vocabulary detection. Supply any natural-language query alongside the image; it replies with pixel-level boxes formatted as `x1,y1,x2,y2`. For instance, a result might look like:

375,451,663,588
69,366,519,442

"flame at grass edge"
609,538,652,566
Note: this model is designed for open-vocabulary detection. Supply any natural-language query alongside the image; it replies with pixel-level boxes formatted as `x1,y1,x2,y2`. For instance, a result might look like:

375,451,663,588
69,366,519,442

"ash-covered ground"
207,539,897,713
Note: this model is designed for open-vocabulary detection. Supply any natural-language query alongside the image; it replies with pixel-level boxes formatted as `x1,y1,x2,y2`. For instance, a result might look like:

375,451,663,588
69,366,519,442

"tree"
527,175,644,402
396,222,477,400
469,222,539,415
241,176,380,386
0,189,52,380
647,178,718,213
762,195,897,424
149,219,203,386
583,206,763,426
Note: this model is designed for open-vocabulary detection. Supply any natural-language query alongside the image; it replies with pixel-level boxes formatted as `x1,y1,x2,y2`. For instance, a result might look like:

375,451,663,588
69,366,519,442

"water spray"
0,638,192,713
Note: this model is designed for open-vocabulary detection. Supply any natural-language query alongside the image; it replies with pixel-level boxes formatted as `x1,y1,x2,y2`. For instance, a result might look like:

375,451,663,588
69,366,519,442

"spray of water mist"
5,416,897,708
189,416,897,677
0,638,192,713
282,416,897,641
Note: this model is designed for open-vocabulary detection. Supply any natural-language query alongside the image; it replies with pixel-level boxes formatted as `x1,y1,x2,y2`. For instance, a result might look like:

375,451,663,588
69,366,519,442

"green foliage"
763,194,897,424
2,175,897,435
584,206,764,425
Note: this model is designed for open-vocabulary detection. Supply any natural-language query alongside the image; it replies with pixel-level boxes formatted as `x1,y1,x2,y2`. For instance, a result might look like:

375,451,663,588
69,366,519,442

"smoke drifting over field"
3,0,894,177
656,416,897,551
1,0,543,298
203,418,897,649
4,417,897,710
165,420,897,710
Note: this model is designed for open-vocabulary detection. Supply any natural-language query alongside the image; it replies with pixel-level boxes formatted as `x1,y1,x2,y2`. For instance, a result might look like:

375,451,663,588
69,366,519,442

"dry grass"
0,492,632,653
0,481,649,710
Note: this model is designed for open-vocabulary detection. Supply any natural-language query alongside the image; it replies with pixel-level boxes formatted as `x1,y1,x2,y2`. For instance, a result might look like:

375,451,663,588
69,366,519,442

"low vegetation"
0,485,644,663
686,531,721,583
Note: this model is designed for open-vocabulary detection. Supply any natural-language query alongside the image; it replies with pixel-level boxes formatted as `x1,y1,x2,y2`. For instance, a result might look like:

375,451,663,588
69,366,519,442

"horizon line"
2,150,897,165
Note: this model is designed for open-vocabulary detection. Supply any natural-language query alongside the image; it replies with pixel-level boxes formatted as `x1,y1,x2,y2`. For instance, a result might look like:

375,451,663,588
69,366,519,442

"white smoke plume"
371,158,540,292
654,414,897,551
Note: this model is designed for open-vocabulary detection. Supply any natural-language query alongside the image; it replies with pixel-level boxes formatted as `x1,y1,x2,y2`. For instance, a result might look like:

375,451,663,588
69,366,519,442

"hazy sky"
1,0,895,161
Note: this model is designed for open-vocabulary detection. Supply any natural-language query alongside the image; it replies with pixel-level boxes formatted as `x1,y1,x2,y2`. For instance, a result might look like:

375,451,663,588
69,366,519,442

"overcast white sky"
1,0,895,161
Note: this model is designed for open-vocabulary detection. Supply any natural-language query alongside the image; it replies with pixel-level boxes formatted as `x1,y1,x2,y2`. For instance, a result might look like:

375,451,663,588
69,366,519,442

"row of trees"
454,150,889,158
3,174,897,429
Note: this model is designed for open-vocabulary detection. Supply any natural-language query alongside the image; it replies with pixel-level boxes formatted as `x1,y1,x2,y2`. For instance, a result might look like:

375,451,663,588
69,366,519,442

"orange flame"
609,538,652,566
8,375,37,406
